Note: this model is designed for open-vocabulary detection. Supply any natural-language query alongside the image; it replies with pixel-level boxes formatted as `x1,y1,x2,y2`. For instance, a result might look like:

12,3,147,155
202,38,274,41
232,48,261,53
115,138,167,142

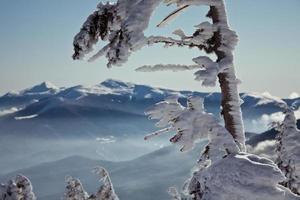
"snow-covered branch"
73,0,162,67
157,5,190,28
136,56,231,87
147,21,217,53
0,175,36,200
164,0,221,7
145,96,239,159
73,2,117,61
72,0,233,68
136,64,200,72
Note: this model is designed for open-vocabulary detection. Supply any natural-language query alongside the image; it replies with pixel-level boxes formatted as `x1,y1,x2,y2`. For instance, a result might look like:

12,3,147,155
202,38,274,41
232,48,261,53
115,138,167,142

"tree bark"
208,3,246,151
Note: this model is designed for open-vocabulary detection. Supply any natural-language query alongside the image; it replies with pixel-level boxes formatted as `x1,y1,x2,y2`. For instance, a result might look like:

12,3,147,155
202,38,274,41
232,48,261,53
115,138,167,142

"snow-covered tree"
146,96,299,199
0,175,36,200
276,109,300,195
64,167,119,200
65,176,89,200
72,0,245,150
91,167,119,200
73,0,300,199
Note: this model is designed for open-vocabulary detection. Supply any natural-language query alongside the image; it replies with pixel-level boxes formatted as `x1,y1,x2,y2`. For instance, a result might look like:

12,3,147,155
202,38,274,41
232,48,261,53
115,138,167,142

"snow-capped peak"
21,81,59,94
100,79,133,89
2,82,60,97
42,81,58,89
22,81,60,95
58,80,135,99
241,92,286,107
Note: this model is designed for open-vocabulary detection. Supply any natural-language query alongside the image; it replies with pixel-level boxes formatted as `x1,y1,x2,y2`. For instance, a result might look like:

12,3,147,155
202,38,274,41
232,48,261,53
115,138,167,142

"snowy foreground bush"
188,153,298,200
0,168,118,200
64,167,119,200
0,175,36,200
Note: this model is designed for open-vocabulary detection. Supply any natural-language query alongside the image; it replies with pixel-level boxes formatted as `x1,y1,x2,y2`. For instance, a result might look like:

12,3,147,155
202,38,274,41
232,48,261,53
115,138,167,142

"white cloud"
96,136,116,144
261,112,284,125
247,140,276,161
252,108,300,130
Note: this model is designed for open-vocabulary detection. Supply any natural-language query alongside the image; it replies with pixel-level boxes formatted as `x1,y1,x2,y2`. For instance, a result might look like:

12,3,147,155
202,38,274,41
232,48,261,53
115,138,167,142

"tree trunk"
208,3,246,151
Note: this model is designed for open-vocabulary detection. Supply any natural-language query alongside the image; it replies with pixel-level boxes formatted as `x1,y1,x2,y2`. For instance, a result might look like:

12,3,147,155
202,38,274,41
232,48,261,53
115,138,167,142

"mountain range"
1,79,299,138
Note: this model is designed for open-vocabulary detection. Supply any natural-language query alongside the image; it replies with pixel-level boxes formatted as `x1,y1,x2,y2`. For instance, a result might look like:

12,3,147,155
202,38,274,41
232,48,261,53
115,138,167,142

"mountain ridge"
0,79,299,137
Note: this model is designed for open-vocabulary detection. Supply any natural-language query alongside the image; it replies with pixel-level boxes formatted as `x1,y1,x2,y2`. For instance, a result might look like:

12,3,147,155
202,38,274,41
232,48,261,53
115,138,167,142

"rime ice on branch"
73,0,245,150
72,0,161,67
276,109,300,195
0,175,36,200
64,167,119,200
145,96,239,159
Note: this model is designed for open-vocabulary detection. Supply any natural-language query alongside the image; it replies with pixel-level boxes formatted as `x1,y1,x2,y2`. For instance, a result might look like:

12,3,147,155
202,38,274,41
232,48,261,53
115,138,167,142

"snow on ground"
0,107,20,116
15,114,39,120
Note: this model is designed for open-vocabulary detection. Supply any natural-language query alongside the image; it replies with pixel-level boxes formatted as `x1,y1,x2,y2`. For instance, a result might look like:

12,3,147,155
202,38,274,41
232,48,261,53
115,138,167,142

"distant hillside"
0,144,203,200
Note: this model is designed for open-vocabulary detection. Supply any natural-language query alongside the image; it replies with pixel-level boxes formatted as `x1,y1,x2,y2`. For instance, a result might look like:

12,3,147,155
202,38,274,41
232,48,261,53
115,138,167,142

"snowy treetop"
0,175,36,200
276,109,300,195
65,176,89,200
64,167,119,200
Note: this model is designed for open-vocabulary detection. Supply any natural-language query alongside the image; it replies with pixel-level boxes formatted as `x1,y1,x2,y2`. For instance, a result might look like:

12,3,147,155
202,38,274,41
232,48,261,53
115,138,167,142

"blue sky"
0,0,299,97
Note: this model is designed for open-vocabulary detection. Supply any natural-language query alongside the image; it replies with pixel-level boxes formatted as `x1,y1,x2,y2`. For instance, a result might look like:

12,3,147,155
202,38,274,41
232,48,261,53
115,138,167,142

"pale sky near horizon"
0,0,299,97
